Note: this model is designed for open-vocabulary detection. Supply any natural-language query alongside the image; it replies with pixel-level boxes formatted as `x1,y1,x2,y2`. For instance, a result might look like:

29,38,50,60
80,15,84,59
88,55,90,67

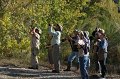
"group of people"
29,20,108,79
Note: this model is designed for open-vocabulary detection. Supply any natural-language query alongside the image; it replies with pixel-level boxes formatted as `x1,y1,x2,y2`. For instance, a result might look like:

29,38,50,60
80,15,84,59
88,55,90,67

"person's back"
98,38,108,52
97,29,108,78
69,35,79,52
29,27,41,69
50,31,61,46
64,34,80,71
48,24,62,46
78,31,89,79
48,24,62,73
31,32,40,49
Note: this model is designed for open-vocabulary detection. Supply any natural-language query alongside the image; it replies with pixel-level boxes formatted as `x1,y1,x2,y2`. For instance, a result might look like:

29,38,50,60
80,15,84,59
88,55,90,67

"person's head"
54,24,63,32
95,31,101,39
79,31,84,39
99,32,105,39
98,29,105,39
95,27,100,32
99,29,105,34
35,28,41,35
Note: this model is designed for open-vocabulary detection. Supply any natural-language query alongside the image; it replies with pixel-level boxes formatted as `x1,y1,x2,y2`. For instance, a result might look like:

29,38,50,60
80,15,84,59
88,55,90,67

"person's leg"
84,56,89,79
34,48,39,68
79,56,89,79
68,51,76,63
31,48,35,67
30,48,38,69
99,60,106,78
48,47,54,68
79,57,84,79
75,52,80,70
94,53,101,72
64,51,76,71
99,53,107,78
52,45,60,72
104,53,107,73
104,53,107,65
86,57,90,71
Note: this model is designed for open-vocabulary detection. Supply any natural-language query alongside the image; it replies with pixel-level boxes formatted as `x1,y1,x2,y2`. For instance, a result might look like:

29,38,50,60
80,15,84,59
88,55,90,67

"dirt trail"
0,66,119,79
0,66,80,79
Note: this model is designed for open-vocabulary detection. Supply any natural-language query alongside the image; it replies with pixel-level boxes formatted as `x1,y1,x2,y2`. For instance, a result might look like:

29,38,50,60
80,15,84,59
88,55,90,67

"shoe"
28,67,34,69
52,70,60,73
100,75,105,79
28,67,38,69
99,72,102,75
99,78,106,79
64,62,71,71
76,63,79,70
97,71,102,76
64,68,71,71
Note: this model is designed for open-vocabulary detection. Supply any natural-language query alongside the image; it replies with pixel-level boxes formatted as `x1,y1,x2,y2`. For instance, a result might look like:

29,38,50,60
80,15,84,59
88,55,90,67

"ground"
0,59,120,79
0,65,79,79
0,65,120,79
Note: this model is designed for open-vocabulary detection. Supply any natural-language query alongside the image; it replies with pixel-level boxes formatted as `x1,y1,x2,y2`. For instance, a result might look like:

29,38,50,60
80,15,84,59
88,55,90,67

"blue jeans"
79,56,89,79
68,51,79,63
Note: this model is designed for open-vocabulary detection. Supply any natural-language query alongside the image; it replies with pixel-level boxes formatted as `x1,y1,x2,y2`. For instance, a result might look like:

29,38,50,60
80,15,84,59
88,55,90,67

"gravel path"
0,66,120,79
0,66,80,79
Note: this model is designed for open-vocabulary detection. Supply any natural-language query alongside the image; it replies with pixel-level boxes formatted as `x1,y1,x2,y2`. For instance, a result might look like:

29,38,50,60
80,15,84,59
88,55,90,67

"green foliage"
0,0,120,65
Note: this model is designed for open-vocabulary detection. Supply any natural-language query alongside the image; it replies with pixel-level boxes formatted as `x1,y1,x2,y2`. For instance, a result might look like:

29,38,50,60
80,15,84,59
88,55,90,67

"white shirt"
48,26,61,46
31,33,40,49
78,39,89,57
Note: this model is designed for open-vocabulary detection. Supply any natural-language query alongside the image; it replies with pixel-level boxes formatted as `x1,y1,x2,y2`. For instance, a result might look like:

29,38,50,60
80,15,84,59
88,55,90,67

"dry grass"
0,58,29,68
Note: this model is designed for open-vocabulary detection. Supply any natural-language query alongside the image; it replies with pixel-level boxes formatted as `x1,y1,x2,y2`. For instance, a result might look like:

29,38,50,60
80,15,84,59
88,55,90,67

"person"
63,30,80,71
83,31,90,68
48,23,63,73
83,31,90,55
97,29,108,78
46,34,54,69
78,31,90,79
29,27,42,69
92,28,101,74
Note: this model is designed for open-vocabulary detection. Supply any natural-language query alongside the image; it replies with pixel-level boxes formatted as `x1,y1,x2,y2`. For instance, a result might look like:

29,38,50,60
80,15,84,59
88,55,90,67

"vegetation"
0,0,120,68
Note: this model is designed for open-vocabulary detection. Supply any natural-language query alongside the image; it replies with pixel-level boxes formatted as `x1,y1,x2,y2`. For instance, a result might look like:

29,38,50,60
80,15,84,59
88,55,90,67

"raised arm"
31,27,40,39
48,25,59,36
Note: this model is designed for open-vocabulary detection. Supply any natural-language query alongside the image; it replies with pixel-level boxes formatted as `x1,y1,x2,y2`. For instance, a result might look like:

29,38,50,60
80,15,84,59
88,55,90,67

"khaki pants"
52,44,60,72
31,47,39,68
